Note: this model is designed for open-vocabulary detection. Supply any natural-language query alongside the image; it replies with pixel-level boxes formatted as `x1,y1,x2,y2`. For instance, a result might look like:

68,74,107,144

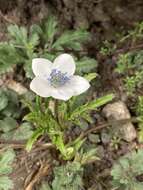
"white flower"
30,53,90,101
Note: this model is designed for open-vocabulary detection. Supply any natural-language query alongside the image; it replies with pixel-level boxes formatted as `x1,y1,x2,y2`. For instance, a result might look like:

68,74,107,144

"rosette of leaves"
40,148,98,190
40,162,83,190
0,149,15,190
24,93,114,160
52,162,83,190
111,149,143,190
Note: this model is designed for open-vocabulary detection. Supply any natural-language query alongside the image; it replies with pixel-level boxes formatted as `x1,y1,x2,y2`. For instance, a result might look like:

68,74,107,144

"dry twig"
25,161,51,190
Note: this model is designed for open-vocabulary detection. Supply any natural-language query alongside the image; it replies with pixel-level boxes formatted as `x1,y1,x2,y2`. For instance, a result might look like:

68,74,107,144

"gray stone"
102,101,137,142
88,134,100,144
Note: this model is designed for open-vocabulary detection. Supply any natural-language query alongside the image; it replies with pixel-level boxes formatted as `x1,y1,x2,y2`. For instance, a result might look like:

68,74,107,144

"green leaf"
0,43,20,75
0,176,13,190
0,150,15,190
0,92,8,111
2,104,19,118
80,112,93,123
40,53,56,61
8,25,28,46
0,118,33,141
70,137,86,153
7,24,38,62
1,132,14,141
44,16,57,40
84,73,97,82
75,148,99,165
0,149,15,175
29,31,39,48
111,149,143,190
32,16,57,45
52,162,83,190
26,128,44,151
76,57,97,74
13,122,33,140
0,117,17,133
0,89,20,119
52,30,90,49
57,102,68,125
69,94,114,120
24,59,34,79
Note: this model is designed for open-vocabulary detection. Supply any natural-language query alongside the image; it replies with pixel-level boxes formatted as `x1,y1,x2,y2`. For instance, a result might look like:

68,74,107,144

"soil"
0,0,143,190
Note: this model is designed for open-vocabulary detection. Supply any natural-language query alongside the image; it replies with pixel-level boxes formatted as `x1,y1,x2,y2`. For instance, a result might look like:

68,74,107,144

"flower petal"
30,77,53,97
32,58,52,77
52,54,75,76
51,86,74,101
69,75,90,95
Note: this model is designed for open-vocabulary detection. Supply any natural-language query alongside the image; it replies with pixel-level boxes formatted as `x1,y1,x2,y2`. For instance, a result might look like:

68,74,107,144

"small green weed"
111,149,143,190
0,16,97,78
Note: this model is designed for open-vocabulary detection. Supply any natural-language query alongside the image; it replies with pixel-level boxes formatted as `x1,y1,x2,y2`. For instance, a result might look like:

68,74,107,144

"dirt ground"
0,0,143,189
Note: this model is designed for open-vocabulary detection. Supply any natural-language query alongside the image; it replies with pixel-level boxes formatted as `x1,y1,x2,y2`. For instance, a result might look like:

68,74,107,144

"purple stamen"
48,69,70,87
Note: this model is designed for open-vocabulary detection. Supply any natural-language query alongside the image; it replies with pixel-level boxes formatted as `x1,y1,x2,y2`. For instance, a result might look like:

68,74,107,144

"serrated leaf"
1,131,15,141
24,59,34,79
32,16,57,45
40,53,56,61
0,43,20,75
13,122,33,140
0,150,14,190
1,122,33,141
5,89,19,105
69,94,114,120
0,149,15,175
76,57,97,74
0,117,17,133
0,88,20,118
111,149,143,190
8,25,28,46
1,103,20,118
52,30,90,49
30,24,43,36
29,32,39,48
44,16,57,40
52,162,83,190
67,41,83,50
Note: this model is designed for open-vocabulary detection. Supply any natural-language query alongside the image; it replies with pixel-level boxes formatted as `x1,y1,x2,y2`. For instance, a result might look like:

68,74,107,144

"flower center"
48,69,70,87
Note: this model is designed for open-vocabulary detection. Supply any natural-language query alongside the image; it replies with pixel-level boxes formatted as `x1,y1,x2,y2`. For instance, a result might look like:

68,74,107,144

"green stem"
36,95,42,108
54,99,58,120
